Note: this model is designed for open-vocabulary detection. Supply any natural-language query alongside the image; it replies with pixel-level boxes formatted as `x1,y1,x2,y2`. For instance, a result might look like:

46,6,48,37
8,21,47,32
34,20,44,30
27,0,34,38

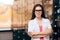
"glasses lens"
35,10,42,11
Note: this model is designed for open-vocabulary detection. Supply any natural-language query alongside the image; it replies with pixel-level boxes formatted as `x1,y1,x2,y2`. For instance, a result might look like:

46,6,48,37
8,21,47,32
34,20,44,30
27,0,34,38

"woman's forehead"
35,6,42,10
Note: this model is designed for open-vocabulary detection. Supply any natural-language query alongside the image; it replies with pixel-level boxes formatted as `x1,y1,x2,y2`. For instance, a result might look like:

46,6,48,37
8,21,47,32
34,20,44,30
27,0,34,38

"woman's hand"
32,32,48,38
32,34,48,38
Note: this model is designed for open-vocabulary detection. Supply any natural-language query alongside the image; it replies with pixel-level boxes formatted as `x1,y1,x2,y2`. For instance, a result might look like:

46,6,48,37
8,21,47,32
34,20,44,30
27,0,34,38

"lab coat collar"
34,18,44,21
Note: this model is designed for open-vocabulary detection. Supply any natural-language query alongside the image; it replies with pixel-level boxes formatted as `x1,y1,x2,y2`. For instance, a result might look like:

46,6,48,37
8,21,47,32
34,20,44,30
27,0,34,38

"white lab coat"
28,18,52,40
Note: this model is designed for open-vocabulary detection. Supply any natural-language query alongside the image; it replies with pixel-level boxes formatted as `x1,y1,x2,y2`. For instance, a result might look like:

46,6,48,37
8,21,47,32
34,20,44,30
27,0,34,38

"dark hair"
31,4,46,20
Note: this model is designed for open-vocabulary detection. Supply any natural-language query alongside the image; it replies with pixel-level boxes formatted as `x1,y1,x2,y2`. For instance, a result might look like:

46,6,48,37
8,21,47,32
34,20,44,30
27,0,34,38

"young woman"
28,4,53,40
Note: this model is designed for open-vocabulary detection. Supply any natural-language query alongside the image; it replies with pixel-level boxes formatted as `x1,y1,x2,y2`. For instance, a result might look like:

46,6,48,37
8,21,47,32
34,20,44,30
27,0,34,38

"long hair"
31,4,46,20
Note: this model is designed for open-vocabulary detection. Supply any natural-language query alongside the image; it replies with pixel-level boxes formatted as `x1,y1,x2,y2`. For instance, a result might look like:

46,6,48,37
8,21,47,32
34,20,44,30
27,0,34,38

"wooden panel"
43,0,53,17
13,0,28,27
35,0,42,4
27,0,35,21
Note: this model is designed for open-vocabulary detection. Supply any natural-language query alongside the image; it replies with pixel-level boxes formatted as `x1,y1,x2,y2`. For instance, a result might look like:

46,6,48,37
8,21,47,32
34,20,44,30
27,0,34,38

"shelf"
0,28,12,32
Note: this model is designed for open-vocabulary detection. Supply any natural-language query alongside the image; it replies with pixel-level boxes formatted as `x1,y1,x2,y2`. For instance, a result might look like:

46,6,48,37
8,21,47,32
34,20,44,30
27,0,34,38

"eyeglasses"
35,10,42,11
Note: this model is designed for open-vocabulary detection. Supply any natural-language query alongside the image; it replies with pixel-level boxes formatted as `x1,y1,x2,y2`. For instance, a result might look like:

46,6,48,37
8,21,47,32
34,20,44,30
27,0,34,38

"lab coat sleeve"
28,20,34,32
47,19,52,29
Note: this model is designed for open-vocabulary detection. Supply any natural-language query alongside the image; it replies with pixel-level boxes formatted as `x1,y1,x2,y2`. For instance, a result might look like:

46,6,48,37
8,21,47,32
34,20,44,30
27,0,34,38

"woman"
28,4,53,40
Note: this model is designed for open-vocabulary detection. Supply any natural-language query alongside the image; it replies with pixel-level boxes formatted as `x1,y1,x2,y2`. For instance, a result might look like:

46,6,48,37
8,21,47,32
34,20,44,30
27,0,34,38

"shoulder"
28,19,34,24
43,18,50,22
42,18,51,24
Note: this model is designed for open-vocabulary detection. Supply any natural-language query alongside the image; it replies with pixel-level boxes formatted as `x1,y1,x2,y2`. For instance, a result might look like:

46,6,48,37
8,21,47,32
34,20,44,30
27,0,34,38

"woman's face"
35,6,42,18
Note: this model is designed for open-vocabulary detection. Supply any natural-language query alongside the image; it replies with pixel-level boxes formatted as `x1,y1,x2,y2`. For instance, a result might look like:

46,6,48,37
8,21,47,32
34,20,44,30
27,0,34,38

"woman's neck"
36,17,42,26
36,17,42,21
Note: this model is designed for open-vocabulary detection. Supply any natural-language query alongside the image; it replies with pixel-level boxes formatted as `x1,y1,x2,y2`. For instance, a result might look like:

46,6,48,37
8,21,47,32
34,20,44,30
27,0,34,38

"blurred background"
0,0,60,40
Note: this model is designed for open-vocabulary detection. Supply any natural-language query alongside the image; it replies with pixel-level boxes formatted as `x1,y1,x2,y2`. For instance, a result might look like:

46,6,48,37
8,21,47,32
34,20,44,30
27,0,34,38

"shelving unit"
53,0,60,40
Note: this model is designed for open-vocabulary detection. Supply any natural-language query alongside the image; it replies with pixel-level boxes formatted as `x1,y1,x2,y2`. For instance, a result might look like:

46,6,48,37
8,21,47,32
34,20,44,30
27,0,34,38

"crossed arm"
28,28,53,38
